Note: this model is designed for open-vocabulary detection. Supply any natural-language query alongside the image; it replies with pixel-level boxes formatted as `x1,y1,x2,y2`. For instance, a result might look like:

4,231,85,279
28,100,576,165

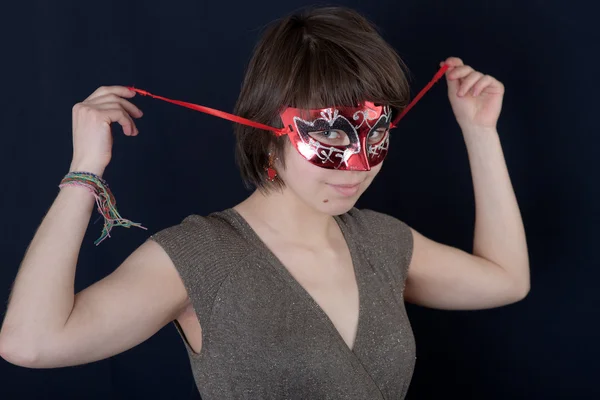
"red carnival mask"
279,102,392,170
128,63,448,171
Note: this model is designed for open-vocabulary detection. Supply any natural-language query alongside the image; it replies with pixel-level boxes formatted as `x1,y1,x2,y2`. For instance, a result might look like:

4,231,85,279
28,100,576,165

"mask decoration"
128,63,449,171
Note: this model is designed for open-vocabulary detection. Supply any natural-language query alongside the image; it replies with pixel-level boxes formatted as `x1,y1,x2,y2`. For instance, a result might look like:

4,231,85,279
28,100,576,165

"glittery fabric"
149,207,416,399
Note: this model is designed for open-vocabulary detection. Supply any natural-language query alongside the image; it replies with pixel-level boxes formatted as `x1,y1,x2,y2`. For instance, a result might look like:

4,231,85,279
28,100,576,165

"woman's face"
275,140,383,216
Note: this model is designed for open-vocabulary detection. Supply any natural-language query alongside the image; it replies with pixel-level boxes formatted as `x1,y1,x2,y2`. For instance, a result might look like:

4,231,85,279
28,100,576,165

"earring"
266,152,277,181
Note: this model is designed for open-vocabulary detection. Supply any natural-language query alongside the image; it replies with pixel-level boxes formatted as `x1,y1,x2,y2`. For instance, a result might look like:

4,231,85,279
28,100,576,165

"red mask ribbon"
126,63,449,136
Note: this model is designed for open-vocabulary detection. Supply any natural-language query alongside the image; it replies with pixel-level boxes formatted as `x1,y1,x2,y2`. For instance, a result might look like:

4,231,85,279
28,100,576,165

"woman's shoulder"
340,207,414,272
146,209,257,328
147,208,256,263
151,207,244,234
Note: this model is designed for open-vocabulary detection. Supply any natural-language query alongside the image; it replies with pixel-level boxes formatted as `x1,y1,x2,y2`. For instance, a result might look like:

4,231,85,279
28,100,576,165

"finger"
458,71,484,96
101,108,138,136
93,102,143,127
478,77,505,95
471,75,494,96
441,57,464,68
85,94,143,118
447,65,474,80
85,85,136,102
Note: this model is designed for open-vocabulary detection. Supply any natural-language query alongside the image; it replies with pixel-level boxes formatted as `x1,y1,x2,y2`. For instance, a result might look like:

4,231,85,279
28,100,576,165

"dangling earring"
266,152,277,181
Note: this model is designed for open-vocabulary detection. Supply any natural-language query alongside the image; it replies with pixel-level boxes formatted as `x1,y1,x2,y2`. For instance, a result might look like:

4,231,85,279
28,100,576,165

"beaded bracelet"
59,171,147,245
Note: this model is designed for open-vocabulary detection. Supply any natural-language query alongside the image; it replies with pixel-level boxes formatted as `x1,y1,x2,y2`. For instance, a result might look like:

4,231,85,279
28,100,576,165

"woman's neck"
233,188,338,247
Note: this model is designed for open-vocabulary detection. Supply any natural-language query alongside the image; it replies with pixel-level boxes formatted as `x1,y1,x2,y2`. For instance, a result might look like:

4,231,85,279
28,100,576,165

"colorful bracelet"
59,171,147,245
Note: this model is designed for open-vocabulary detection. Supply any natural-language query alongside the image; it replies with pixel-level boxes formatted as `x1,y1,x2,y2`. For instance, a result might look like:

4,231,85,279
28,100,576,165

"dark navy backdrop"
1,1,597,398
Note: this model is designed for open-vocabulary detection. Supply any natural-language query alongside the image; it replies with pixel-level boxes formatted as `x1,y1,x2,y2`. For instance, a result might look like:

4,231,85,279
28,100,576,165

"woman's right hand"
69,86,144,176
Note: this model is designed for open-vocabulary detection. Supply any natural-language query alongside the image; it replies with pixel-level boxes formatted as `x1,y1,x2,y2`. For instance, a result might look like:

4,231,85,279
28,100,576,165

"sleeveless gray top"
148,207,415,399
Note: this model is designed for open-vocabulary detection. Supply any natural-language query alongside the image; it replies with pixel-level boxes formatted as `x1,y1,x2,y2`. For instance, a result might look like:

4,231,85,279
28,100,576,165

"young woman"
0,6,529,399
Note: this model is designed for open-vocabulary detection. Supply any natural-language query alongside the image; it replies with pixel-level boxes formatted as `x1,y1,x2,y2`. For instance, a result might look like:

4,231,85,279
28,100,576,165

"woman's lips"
327,182,361,197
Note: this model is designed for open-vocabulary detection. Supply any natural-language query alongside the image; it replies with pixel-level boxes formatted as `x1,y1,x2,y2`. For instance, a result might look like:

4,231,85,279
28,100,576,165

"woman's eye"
368,128,388,144
308,129,349,145
320,130,339,139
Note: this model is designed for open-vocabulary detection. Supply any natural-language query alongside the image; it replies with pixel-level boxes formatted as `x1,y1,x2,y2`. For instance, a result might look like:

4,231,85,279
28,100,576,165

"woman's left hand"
441,57,505,131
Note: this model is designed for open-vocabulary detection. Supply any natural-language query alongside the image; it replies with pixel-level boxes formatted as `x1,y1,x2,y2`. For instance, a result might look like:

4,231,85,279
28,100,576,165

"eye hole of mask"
308,128,389,146
368,128,389,145
308,129,351,146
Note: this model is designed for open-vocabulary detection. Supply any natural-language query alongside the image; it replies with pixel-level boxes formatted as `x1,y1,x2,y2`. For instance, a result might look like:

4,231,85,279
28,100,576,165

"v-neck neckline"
223,207,364,354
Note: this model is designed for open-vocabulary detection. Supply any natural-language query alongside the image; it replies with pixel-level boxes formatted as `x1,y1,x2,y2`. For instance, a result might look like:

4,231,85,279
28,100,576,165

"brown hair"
233,6,412,192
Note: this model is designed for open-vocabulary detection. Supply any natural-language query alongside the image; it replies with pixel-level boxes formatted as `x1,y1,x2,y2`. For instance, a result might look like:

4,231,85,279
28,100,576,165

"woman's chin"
316,196,359,216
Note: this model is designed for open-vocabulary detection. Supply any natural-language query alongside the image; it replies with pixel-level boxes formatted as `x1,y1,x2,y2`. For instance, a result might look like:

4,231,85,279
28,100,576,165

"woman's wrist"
68,161,105,177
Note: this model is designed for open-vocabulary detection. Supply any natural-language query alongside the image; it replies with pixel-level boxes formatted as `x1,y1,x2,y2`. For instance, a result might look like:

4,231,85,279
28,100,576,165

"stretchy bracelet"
59,171,147,245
